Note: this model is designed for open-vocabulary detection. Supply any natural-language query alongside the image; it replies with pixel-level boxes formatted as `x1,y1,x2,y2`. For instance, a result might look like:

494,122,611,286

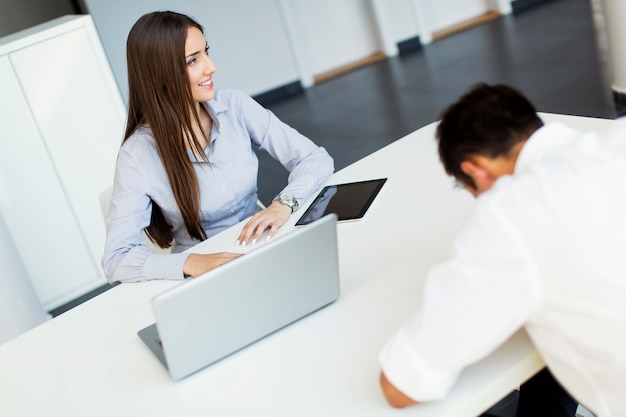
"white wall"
82,0,300,101
370,0,431,52
284,0,380,75
1,0,518,101
425,0,491,33
82,0,515,101
369,0,512,53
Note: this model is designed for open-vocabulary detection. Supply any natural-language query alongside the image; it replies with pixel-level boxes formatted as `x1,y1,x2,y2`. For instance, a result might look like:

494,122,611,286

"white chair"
99,186,113,222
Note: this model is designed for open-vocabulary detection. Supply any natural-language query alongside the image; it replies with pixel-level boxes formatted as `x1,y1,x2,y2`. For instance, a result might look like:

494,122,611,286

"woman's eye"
187,57,197,66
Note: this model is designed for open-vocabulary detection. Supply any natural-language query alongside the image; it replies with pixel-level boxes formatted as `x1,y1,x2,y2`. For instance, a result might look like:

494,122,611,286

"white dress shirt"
102,89,333,284
379,120,626,417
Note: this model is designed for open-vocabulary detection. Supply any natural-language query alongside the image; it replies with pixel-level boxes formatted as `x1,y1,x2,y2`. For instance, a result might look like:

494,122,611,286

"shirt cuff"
143,252,189,280
379,328,460,402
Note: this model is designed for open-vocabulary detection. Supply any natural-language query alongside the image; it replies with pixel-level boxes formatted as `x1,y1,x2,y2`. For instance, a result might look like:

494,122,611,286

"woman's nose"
203,57,216,74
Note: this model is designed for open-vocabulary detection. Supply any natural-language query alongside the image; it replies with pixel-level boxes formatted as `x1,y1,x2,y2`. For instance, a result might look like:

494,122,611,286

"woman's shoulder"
213,89,257,108
214,88,247,100
120,126,158,157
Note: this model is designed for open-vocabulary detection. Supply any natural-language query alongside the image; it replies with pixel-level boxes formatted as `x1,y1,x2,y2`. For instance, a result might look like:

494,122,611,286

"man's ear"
460,159,495,193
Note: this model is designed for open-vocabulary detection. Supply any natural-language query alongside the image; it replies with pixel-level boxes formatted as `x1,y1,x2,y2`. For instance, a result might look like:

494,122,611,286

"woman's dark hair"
124,11,209,248
436,83,544,189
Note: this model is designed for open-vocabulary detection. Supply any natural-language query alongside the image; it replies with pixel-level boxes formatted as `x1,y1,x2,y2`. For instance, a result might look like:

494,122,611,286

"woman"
102,11,334,283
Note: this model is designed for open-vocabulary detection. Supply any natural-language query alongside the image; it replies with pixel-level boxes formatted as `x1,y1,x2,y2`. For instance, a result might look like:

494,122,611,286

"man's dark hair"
436,83,544,188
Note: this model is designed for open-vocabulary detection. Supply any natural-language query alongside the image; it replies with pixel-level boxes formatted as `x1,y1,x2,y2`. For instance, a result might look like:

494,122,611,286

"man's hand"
380,371,418,408
236,201,292,247
183,252,243,278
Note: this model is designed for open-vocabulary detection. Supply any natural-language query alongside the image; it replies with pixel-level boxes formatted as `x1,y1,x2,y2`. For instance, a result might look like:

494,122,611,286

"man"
379,83,626,416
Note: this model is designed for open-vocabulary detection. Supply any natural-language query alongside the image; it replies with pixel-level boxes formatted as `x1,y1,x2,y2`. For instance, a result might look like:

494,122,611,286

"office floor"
254,0,615,206
54,0,609,415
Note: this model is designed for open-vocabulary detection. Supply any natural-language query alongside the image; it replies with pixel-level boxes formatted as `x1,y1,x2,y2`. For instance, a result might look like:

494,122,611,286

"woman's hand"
183,252,243,278
236,201,292,247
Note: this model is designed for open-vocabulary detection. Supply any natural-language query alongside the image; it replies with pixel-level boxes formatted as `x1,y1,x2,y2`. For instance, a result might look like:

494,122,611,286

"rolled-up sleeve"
101,140,189,284
379,200,541,402
238,92,334,206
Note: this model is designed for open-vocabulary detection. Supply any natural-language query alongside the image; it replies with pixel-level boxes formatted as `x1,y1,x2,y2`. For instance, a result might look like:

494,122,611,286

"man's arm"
379,371,418,408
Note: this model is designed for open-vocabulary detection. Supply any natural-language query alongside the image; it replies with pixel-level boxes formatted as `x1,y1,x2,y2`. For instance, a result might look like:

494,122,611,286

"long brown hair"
124,11,209,248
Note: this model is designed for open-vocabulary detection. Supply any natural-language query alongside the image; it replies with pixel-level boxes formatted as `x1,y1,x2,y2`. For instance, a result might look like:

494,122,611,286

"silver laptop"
138,214,340,380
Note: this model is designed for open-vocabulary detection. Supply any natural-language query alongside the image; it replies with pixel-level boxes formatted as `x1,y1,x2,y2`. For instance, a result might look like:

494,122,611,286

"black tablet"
295,178,387,226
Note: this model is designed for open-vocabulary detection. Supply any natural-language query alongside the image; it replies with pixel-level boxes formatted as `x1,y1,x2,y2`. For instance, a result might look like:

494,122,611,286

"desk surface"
0,113,615,417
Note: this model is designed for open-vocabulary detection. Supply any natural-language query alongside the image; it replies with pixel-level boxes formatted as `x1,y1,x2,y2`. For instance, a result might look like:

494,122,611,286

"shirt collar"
514,122,577,174
202,91,228,137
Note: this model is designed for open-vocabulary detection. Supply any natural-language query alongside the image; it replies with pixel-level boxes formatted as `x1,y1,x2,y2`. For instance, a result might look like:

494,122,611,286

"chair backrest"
99,186,113,222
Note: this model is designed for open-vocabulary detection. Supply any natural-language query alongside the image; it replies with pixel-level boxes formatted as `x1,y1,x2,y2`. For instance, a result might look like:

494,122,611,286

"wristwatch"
274,192,299,213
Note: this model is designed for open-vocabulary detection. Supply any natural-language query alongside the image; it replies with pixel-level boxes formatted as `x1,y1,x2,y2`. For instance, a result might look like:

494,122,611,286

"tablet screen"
295,178,387,226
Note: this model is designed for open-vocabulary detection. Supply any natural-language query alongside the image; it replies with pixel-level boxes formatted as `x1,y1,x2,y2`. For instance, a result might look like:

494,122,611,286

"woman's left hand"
236,201,292,247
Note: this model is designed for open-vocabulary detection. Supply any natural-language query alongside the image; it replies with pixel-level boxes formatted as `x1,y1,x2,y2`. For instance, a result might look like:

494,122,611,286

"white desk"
0,113,614,417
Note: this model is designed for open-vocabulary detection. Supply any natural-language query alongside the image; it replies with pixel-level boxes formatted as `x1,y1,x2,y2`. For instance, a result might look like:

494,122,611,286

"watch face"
281,194,294,203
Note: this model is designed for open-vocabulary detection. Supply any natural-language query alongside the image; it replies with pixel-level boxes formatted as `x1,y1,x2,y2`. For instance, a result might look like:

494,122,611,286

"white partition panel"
282,0,381,76
0,54,97,308
0,15,125,310
10,24,123,270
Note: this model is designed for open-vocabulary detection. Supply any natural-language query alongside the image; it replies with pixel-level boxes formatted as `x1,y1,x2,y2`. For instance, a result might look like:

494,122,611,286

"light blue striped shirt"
102,89,334,283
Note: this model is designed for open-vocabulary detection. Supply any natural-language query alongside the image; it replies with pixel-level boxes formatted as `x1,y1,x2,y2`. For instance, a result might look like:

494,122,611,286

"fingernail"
251,238,257,246
266,235,272,241
242,241,247,248
236,240,240,246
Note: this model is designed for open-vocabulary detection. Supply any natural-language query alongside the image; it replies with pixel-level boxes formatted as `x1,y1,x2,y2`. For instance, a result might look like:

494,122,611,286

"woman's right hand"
183,252,243,278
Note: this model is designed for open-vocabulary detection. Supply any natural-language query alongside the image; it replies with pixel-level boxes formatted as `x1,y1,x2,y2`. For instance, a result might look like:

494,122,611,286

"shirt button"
230,208,235,214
